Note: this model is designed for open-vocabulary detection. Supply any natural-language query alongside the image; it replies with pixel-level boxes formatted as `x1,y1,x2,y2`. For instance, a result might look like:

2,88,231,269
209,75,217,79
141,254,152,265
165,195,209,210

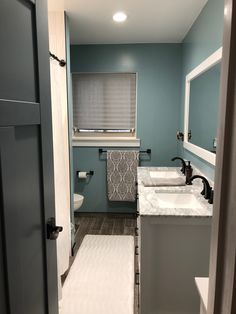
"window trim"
72,136,141,147
71,71,138,144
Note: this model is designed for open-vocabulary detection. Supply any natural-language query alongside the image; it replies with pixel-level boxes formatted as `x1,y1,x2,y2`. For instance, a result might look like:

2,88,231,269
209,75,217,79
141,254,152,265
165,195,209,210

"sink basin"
155,193,203,209
150,170,181,179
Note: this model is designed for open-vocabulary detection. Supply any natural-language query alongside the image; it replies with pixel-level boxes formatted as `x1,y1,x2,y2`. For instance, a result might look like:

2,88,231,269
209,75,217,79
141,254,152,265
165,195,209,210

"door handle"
47,217,63,240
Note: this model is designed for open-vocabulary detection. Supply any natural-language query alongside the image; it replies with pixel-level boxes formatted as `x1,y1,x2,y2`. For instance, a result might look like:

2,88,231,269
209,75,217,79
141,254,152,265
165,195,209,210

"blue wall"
179,0,224,180
70,0,225,212
71,44,183,212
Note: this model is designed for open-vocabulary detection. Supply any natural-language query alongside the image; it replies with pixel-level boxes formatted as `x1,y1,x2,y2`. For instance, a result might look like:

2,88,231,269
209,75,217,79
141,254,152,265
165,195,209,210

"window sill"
72,136,141,147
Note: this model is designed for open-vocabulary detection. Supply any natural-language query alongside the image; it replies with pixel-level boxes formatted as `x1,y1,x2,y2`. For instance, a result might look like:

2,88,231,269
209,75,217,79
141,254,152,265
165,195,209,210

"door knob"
47,217,63,240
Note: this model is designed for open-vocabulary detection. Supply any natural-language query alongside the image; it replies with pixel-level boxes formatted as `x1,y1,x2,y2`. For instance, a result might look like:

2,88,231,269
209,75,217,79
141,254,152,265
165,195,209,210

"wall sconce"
176,131,184,141
188,130,192,140
176,130,192,142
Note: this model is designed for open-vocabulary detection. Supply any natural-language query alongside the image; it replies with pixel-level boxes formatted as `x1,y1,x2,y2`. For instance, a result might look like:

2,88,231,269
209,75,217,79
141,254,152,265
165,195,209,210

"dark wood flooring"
62,213,138,313
73,213,136,253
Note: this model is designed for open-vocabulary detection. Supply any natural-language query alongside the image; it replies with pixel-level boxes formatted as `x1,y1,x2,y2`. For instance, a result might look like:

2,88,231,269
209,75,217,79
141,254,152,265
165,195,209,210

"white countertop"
137,167,213,217
195,277,209,311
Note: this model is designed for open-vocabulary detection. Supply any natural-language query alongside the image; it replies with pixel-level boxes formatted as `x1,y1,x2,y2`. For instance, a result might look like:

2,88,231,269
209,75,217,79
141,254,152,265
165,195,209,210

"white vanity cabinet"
136,166,213,314
138,214,211,314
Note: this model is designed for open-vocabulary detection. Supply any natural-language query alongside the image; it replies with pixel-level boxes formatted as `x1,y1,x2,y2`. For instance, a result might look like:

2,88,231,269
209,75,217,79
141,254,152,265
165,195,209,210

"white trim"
183,141,216,165
184,47,222,166
186,48,222,82
72,137,141,147
195,277,209,313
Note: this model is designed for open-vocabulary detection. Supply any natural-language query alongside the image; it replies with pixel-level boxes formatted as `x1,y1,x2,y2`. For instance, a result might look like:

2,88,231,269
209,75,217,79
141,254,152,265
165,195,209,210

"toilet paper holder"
76,170,94,178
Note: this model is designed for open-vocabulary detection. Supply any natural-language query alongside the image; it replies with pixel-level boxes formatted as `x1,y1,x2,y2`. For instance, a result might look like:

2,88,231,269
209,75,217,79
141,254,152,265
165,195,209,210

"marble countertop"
137,167,213,217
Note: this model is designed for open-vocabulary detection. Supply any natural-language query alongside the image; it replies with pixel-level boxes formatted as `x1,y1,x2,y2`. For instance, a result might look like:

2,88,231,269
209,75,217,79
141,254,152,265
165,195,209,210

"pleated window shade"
72,73,136,132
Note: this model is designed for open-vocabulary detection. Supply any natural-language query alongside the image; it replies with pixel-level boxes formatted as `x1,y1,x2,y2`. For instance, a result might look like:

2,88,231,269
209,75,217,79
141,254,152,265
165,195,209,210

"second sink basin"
155,192,203,209
150,170,181,179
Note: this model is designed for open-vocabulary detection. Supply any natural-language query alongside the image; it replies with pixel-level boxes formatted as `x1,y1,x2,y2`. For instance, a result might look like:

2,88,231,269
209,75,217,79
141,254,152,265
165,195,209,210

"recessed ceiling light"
113,12,127,23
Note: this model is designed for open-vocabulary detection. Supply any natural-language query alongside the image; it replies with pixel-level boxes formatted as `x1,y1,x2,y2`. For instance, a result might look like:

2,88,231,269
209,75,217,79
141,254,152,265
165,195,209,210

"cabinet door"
140,216,211,314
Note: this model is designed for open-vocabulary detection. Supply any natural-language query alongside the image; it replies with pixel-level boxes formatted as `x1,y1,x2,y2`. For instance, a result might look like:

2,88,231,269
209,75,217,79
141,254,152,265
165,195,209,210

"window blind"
72,73,136,131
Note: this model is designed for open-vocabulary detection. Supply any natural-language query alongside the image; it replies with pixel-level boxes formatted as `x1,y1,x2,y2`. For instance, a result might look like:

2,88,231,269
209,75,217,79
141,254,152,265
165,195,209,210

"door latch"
47,217,63,240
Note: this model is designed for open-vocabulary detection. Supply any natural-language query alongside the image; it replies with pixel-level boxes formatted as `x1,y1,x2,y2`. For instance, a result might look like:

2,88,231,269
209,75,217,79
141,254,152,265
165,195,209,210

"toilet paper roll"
78,172,87,179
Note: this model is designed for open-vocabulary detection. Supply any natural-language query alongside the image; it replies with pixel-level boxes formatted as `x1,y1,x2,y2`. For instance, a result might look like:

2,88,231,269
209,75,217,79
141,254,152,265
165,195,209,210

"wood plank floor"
63,213,139,313
74,213,136,252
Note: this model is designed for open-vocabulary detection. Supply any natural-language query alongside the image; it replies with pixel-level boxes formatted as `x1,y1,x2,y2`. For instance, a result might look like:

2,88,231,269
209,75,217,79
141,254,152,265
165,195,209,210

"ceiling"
48,0,208,44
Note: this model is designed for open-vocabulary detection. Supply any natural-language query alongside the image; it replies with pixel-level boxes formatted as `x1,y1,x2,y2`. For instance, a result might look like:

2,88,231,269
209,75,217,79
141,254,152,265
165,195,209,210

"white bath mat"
61,235,134,314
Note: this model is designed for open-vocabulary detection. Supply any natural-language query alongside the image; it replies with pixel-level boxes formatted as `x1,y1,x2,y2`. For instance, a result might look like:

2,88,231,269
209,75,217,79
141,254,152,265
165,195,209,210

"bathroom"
0,0,236,314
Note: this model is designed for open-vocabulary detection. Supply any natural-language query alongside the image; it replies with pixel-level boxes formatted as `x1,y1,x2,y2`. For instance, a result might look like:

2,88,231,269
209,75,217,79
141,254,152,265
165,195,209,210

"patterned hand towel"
107,150,139,202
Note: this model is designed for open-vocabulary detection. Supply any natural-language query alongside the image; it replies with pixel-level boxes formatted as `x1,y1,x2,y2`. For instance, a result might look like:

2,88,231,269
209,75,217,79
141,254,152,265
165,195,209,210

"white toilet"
74,193,84,211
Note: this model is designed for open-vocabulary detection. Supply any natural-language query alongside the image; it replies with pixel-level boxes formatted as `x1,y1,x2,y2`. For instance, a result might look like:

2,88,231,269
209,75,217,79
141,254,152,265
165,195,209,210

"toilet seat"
74,193,84,211
74,194,84,202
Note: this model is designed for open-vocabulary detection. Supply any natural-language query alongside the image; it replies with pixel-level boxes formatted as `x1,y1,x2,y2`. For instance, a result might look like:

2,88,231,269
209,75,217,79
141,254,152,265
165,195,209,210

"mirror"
184,47,222,165
189,62,221,152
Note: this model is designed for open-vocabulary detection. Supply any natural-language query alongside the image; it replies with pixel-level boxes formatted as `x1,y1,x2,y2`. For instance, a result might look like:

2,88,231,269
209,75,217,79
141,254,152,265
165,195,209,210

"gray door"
0,1,59,314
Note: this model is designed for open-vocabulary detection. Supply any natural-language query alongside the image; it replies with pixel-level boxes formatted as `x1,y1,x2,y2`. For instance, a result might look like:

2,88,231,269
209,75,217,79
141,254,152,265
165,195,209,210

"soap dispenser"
185,161,193,185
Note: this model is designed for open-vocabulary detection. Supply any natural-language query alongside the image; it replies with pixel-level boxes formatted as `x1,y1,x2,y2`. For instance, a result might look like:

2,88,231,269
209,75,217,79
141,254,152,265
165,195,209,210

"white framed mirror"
184,47,222,165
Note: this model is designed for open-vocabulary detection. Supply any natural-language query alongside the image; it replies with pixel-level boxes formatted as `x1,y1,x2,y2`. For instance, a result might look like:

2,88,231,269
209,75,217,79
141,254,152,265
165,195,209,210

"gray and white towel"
107,150,139,202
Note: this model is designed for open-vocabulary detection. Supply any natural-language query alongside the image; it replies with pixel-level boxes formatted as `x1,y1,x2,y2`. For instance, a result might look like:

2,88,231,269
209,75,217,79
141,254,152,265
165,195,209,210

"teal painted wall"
179,0,224,180
73,147,138,213
71,44,183,212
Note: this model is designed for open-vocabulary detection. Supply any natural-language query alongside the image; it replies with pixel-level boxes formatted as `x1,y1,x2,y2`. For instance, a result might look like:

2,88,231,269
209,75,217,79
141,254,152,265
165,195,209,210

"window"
72,73,137,138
